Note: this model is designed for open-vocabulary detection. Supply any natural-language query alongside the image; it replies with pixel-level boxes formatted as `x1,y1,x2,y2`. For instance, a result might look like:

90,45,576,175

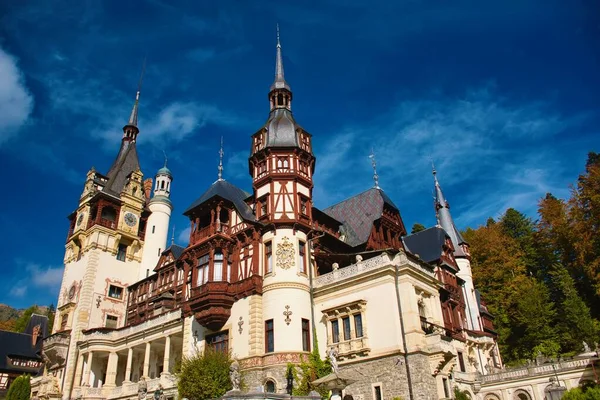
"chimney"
144,178,153,200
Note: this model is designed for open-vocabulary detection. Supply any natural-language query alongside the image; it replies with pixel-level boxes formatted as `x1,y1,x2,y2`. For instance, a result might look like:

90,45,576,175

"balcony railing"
190,223,229,243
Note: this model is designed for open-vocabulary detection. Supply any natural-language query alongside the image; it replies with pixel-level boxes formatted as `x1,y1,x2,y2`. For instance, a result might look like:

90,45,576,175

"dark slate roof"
323,188,399,247
184,180,256,222
402,227,448,263
0,330,43,374
263,108,301,148
162,244,185,259
25,314,48,338
105,141,141,195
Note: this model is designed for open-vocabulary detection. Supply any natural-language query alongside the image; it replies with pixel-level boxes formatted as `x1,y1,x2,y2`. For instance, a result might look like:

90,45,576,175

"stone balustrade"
314,252,435,289
482,358,593,383
74,375,178,400
82,310,181,342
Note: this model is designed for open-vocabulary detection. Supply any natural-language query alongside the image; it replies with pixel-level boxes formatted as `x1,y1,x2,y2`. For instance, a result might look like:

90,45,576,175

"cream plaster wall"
456,258,482,331
140,200,171,279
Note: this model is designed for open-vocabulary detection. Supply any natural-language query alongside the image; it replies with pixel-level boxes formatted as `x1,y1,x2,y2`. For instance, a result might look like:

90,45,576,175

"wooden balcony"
186,275,263,330
190,223,229,243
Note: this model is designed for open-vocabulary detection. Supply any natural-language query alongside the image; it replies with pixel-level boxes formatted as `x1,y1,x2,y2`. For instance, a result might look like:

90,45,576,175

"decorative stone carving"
229,359,241,391
283,305,292,325
332,263,339,271
238,316,244,334
328,347,339,373
355,254,363,263
276,237,295,270
137,377,147,400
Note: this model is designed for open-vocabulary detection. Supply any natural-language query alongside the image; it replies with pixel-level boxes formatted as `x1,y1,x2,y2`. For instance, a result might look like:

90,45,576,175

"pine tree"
6,374,31,400
410,223,426,234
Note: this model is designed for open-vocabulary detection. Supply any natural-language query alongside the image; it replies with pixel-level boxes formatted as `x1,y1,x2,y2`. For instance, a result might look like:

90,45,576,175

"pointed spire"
432,166,467,254
128,58,146,127
217,136,224,181
171,226,175,246
369,149,380,189
270,24,290,92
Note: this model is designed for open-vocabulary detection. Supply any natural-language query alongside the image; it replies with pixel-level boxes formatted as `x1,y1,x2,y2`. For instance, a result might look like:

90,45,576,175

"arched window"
101,206,116,222
514,390,531,400
161,180,165,190
277,93,284,106
264,380,276,393
213,251,223,281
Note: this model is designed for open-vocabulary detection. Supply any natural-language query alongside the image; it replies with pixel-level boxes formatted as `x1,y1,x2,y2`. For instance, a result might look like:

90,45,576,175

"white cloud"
10,286,26,298
26,263,64,289
178,227,191,246
0,47,34,146
313,86,585,226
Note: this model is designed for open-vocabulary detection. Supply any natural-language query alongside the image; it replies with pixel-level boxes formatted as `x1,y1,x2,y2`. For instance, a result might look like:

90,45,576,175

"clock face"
76,213,84,226
124,212,137,227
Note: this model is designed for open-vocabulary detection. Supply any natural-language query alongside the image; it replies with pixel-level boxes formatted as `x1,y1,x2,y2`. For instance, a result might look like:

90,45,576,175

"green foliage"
46,304,55,333
176,348,232,400
562,382,600,400
454,388,470,400
288,334,331,399
410,223,426,234
6,375,31,400
14,306,39,333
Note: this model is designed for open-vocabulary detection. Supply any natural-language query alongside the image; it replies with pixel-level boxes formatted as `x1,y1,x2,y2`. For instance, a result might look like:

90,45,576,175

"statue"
328,347,339,373
583,341,591,353
355,255,363,263
137,377,147,400
332,263,339,271
229,359,241,391
153,384,164,400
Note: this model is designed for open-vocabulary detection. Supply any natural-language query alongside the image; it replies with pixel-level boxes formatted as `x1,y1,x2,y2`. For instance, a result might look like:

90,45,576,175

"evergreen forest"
462,152,600,365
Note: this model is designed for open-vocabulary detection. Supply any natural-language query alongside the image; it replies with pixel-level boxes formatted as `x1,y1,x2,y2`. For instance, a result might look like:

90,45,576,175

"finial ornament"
217,137,224,181
171,226,175,245
276,23,281,48
369,149,380,189
163,150,168,168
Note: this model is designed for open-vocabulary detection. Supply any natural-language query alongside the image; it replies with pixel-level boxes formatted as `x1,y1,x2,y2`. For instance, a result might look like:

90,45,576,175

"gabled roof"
0,314,47,375
105,141,140,195
25,313,48,339
323,188,399,247
162,244,185,260
403,226,448,264
184,180,256,222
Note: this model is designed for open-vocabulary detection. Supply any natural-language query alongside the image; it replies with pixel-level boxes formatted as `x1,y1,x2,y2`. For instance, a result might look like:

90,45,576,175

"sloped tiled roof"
184,180,256,222
402,227,448,263
163,244,185,259
104,141,140,195
323,188,398,247
0,314,47,375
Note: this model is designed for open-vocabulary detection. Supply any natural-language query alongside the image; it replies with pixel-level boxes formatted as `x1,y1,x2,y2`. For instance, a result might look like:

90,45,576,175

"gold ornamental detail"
276,236,295,270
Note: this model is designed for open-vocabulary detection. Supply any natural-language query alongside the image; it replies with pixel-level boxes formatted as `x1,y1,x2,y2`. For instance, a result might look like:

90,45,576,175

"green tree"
562,382,600,400
454,388,470,400
410,223,426,234
46,304,55,333
6,374,30,400
14,306,39,333
176,348,232,400
500,208,538,275
288,334,331,398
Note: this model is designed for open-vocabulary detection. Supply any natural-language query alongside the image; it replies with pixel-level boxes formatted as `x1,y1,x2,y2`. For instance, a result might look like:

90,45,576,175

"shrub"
176,348,232,400
6,375,31,400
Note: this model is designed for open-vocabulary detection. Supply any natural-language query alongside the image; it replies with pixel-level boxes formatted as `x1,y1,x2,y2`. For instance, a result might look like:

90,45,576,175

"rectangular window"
458,351,466,372
197,255,209,285
300,197,308,215
60,314,68,330
213,251,223,281
108,285,123,299
302,319,310,352
374,385,383,400
206,330,229,353
105,315,118,329
442,378,449,398
265,242,273,274
116,244,127,261
298,241,306,273
152,225,155,234
354,313,363,338
331,320,339,343
342,316,351,341
265,319,274,352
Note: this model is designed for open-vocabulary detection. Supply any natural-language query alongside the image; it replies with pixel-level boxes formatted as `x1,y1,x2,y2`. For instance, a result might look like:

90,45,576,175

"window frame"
108,284,123,300
265,241,273,274
298,240,306,274
331,319,339,343
213,250,224,281
342,316,351,341
302,318,310,352
205,330,229,353
354,313,363,338
265,319,274,353
116,243,127,262
197,254,210,285
105,314,118,329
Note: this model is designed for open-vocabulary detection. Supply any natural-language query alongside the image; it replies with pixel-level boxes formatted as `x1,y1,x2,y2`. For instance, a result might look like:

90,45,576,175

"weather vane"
369,149,380,189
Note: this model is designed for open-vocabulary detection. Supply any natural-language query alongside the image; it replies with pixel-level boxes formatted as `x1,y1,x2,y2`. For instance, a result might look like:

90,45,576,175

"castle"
32,33,598,400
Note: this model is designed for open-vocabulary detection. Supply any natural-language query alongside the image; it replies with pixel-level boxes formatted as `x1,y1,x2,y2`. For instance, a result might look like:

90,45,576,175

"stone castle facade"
32,34,598,400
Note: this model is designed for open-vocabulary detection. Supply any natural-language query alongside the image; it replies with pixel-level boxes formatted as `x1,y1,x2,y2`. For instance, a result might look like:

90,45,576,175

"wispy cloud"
8,260,63,299
314,85,586,227
178,227,191,246
0,47,34,146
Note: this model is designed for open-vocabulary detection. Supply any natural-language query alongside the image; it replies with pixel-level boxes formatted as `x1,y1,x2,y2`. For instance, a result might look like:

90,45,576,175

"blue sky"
0,0,598,309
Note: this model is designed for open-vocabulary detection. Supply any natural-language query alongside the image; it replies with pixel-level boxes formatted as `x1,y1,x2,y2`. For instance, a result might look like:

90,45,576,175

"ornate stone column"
162,336,171,376
124,348,133,383
105,352,118,387
83,351,94,386
142,342,151,378
73,354,85,388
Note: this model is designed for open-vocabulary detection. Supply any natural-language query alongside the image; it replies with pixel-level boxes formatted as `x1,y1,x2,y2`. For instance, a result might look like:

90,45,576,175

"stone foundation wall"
406,353,438,400
340,353,410,400
242,365,290,394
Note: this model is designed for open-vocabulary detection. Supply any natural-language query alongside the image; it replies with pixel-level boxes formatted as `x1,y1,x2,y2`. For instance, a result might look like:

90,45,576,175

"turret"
140,161,173,278
433,167,482,332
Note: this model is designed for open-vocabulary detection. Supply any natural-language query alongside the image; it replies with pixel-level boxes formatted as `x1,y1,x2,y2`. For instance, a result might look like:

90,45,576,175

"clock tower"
51,85,154,399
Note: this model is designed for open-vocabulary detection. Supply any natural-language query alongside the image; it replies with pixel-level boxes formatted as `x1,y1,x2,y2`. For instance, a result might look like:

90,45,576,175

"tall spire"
369,149,380,189
122,58,146,141
433,167,467,255
217,137,224,181
270,24,290,92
